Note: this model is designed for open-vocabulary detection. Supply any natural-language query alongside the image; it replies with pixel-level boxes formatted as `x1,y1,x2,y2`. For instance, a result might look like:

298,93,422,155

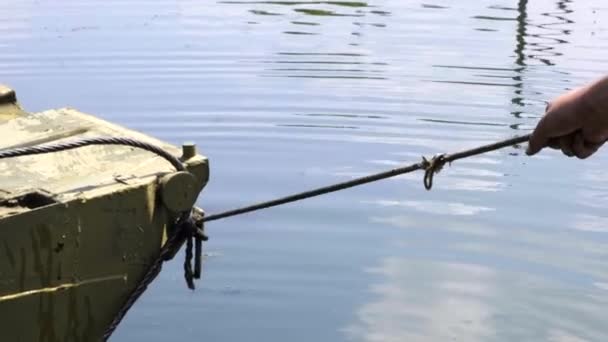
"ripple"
250,9,283,15
369,199,495,216
282,30,318,35
472,15,517,21
294,8,363,17
219,1,369,6
421,4,448,10
2,0,608,341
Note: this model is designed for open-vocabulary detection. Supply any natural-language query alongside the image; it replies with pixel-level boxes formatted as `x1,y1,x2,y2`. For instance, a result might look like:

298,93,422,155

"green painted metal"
0,85,209,341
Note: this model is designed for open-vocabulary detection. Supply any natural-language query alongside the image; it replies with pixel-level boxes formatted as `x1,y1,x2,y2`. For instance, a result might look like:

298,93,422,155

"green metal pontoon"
0,85,209,341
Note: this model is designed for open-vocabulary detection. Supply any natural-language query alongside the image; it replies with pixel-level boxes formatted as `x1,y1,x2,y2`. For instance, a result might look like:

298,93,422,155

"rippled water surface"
2,0,608,341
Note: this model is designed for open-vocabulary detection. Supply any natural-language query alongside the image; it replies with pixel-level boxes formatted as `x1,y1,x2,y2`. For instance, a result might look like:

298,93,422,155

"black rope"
0,134,531,224
183,220,196,290
102,216,196,340
0,137,185,171
421,154,446,190
203,133,531,222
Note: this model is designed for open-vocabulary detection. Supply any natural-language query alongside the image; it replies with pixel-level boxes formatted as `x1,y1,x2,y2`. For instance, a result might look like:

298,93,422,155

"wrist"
578,76,608,143
584,76,608,116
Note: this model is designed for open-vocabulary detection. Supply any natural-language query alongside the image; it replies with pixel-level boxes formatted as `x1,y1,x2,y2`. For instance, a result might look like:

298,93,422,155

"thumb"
526,117,551,155
526,102,582,155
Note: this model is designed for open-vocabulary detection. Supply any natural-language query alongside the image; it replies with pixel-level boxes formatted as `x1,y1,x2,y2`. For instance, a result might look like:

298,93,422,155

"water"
2,0,608,341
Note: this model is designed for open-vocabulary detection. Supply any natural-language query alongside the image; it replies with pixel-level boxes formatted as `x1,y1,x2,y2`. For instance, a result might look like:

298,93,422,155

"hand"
526,77,608,158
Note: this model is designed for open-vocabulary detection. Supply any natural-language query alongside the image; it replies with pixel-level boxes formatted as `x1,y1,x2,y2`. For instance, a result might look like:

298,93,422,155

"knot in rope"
421,154,447,190
178,209,208,290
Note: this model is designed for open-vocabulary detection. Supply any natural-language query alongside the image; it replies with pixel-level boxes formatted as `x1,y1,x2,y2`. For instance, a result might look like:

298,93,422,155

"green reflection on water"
220,1,368,7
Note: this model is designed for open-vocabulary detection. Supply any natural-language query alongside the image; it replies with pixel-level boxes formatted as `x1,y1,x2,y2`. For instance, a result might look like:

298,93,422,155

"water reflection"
344,258,608,341
220,0,390,80
219,1,369,7
291,21,320,26
511,0,530,118
295,113,386,119
283,30,318,35
511,0,573,119
369,199,495,216
532,0,574,66
343,260,497,341
250,9,283,15
421,4,448,10
431,0,574,123
294,8,363,17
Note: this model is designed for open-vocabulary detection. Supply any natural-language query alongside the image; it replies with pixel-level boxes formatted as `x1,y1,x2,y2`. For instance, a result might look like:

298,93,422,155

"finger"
582,125,608,144
527,112,569,155
527,105,554,155
527,101,581,156
547,137,560,150
572,132,599,159
527,115,552,155
585,140,604,151
560,134,575,157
